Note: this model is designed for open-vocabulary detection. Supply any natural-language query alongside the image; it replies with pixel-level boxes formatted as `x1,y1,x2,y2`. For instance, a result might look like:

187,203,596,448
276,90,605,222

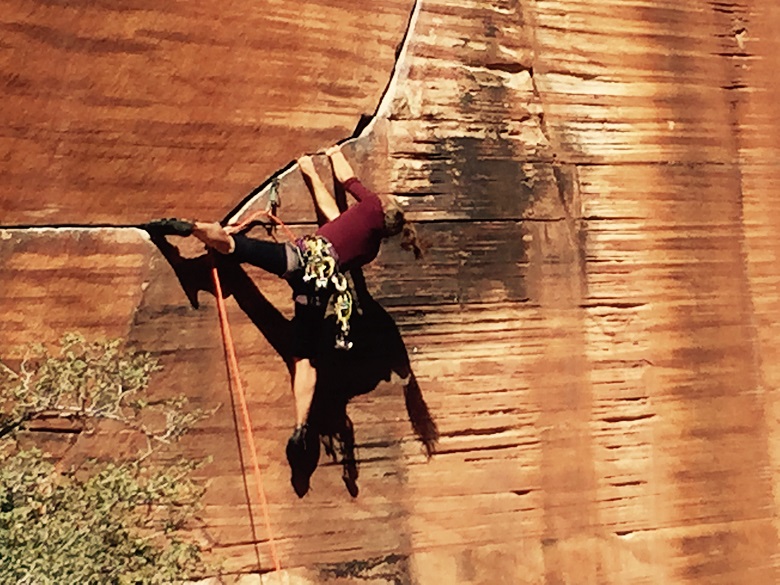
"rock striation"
2,0,780,583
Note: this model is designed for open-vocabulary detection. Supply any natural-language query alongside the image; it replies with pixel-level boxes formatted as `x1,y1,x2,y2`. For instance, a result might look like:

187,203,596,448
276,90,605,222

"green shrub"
0,334,212,584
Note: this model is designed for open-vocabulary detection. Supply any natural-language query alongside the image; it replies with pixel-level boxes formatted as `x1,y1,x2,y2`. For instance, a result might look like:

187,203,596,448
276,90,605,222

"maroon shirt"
316,178,385,269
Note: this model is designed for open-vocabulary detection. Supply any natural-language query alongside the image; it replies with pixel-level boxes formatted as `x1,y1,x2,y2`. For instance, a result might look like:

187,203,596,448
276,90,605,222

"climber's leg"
287,296,327,429
230,234,289,277
193,221,292,277
191,221,235,255
291,357,317,427
286,355,321,497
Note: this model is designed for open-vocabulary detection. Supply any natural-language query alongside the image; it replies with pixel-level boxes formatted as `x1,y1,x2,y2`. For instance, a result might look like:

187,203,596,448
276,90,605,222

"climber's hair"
380,197,424,259
382,201,405,237
400,222,424,260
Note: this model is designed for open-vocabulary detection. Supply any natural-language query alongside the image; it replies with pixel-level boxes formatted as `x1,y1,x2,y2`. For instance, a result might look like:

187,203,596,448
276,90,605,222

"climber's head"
380,196,406,237
380,195,424,259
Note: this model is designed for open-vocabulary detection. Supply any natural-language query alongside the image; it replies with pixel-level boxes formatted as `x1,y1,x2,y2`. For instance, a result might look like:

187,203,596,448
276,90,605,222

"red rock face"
3,0,780,583
0,0,413,224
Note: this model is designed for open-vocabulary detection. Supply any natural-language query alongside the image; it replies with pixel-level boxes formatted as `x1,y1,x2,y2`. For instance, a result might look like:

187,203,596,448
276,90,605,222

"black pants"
232,234,288,277
232,234,329,359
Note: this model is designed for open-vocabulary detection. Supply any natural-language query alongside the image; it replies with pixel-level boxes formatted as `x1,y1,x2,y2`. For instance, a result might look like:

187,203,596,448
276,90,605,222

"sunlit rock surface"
2,0,780,583
0,0,412,224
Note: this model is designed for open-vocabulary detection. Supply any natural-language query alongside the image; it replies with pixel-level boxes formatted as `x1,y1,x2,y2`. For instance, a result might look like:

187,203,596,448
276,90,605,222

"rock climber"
147,145,421,471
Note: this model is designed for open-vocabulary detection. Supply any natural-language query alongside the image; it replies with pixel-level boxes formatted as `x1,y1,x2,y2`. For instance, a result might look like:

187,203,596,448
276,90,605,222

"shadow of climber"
149,233,438,498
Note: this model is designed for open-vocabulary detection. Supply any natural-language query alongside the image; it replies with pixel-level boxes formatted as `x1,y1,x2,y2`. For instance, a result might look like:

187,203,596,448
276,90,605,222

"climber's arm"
325,144,363,195
326,145,377,204
298,156,340,221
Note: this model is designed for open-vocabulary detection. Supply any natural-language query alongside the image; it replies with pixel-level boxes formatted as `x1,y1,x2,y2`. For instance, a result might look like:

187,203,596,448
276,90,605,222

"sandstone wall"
2,1,780,583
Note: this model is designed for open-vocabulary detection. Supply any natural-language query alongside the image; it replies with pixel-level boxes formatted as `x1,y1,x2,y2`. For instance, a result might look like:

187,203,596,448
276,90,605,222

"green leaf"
0,334,212,583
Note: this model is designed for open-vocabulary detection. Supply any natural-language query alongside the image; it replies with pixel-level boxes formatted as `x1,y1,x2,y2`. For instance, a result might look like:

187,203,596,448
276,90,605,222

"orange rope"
206,207,298,573
211,255,282,573
226,209,298,242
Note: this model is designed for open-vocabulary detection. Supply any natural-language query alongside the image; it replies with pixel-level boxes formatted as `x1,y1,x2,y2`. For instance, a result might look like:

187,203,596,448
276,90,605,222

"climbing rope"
225,208,298,242
211,254,282,573
206,197,359,574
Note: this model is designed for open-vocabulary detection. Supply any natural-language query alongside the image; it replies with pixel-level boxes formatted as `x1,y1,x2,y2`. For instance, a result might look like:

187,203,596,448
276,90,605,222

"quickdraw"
299,235,354,350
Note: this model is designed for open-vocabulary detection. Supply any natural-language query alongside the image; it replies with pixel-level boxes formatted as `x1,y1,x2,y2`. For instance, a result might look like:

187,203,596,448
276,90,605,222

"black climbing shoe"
140,218,195,237
287,424,307,451
286,424,320,498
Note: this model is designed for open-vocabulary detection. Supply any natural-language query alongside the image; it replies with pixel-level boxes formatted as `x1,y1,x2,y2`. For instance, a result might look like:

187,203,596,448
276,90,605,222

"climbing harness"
229,209,356,351
298,235,353,351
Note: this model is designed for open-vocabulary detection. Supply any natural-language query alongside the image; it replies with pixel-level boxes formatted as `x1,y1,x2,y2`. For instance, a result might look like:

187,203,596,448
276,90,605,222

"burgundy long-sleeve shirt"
316,178,385,269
